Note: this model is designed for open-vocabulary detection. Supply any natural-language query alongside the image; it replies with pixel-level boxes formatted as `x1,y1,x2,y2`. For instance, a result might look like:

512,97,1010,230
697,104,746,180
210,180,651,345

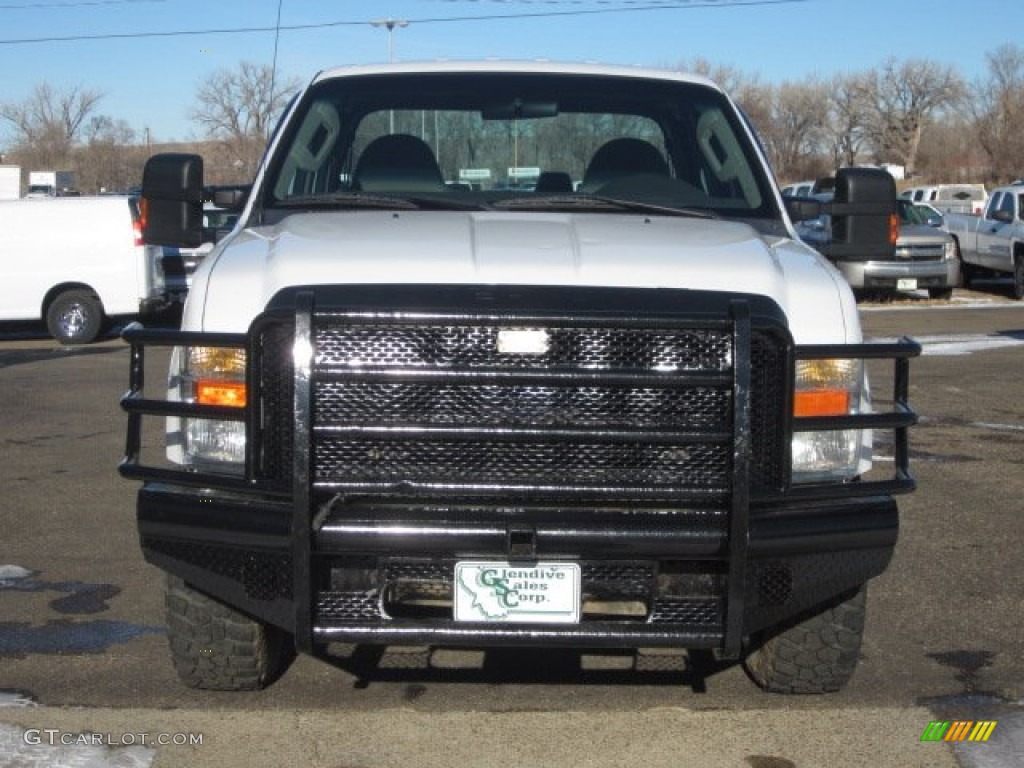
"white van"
0,196,169,343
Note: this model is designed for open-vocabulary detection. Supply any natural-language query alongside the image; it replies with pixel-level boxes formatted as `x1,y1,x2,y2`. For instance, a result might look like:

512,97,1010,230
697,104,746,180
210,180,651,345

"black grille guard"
120,286,919,656
121,287,920,504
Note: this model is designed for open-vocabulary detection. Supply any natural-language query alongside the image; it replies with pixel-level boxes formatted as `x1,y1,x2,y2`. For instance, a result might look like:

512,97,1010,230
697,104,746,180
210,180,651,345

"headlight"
944,238,956,260
179,346,247,469
791,358,871,483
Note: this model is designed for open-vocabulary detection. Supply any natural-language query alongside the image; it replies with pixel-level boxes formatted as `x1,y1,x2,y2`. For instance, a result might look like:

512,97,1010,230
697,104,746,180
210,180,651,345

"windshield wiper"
276,192,492,212
277,192,420,210
492,194,716,219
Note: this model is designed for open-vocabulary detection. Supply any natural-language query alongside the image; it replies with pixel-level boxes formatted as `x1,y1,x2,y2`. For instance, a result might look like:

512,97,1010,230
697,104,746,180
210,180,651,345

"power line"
0,0,163,9
0,0,809,45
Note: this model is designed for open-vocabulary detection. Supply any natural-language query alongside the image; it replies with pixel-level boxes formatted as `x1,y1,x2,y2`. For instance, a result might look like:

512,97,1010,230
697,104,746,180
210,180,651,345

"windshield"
898,199,929,225
264,71,778,220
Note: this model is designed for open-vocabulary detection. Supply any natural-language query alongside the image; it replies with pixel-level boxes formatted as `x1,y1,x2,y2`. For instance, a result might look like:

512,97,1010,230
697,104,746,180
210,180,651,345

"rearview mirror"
481,99,559,120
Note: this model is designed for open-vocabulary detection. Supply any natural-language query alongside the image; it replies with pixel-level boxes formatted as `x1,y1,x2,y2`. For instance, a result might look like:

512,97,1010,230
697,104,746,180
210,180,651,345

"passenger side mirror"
825,167,897,261
784,197,823,222
208,185,250,211
140,153,204,248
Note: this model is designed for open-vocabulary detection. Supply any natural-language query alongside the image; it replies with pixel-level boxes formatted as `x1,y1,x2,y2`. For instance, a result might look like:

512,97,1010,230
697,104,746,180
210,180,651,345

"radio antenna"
268,0,283,140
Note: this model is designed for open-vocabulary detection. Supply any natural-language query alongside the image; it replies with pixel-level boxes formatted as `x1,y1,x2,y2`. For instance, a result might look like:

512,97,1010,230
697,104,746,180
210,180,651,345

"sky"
0,0,1021,147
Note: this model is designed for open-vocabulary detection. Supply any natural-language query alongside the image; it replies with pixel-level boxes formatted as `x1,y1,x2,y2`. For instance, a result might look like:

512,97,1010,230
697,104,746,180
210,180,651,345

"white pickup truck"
945,184,1024,299
120,61,918,695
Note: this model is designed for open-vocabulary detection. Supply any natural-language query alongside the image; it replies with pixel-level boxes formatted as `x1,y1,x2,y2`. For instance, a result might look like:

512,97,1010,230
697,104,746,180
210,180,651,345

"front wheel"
955,241,976,289
45,290,104,345
743,586,866,694
1013,253,1024,300
164,575,294,690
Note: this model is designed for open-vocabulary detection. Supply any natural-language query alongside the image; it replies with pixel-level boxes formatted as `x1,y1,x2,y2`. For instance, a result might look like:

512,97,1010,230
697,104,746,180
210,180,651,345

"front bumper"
136,482,897,651
837,258,958,290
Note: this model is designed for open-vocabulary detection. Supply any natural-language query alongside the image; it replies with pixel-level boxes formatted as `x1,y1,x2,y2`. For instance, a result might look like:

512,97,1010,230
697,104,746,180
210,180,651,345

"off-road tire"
45,289,104,345
165,575,294,690
1013,253,1024,300
743,586,866,694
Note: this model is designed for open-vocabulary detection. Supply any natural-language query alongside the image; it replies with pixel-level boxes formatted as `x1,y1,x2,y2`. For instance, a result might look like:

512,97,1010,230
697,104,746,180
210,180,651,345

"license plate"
454,562,581,623
897,278,918,290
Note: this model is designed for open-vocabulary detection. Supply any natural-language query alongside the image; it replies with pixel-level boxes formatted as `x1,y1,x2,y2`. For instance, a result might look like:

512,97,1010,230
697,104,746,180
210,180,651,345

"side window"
984,193,1002,220
998,192,1015,218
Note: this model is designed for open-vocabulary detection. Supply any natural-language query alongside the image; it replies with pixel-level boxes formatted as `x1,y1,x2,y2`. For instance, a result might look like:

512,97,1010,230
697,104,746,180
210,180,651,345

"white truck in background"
899,184,987,216
945,184,1024,299
0,196,172,343
26,169,76,197
0,165,21,199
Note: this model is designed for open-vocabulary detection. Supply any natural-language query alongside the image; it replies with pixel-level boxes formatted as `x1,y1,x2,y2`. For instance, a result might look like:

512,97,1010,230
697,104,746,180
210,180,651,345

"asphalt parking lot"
0,288,1022,767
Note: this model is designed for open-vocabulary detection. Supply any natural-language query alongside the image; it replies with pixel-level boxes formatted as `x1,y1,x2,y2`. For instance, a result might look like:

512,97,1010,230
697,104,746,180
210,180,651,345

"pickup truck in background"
899,184,987,216
159,198,242,302
945,184,1024,299
0,196,172,343
796,194,958,299
121,61,918,695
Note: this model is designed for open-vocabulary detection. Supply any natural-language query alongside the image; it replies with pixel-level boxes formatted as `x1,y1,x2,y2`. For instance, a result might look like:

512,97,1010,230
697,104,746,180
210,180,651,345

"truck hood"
897,222,953,244
191,210,857,343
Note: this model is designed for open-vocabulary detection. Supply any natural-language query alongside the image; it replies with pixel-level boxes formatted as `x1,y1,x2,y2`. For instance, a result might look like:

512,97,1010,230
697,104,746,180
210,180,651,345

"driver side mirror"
825,167,897,261
140,153,204,248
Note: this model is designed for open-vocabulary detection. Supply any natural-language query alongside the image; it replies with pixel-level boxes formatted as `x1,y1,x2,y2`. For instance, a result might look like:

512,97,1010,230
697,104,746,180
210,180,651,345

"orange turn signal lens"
794,389,850,417
196,380,247,407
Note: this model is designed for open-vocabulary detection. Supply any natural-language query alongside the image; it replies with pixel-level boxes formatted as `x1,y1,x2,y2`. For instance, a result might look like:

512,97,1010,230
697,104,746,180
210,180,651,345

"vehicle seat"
353,134,445,193
582,138,669,192
535,171,574,194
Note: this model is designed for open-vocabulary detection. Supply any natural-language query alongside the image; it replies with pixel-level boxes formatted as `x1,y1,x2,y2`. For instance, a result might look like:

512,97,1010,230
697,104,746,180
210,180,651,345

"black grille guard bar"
119,324,920,504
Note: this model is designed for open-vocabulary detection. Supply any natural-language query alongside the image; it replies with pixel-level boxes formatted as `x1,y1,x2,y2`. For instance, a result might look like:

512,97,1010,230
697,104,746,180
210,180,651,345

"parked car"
797,194,958,299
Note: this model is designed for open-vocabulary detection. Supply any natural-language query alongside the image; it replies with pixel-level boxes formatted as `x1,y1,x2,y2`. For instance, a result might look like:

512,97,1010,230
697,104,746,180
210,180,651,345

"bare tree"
970,43,1024,183
0,82,103,168
857,58,965,176
76,115,143,193
190,61,299,182
822,73,872,169
761,79,830,180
